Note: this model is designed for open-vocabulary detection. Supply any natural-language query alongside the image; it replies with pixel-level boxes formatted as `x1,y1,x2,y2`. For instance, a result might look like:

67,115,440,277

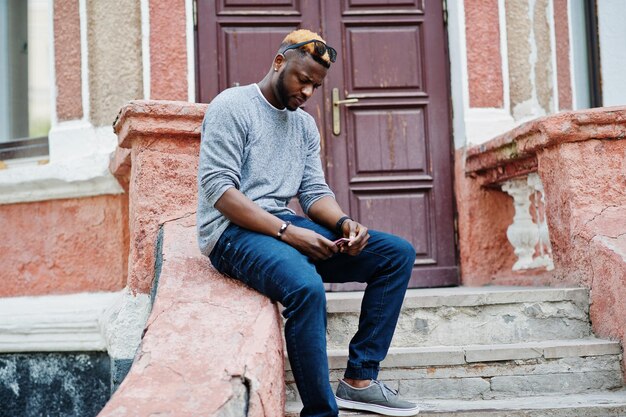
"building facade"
1,0,625,415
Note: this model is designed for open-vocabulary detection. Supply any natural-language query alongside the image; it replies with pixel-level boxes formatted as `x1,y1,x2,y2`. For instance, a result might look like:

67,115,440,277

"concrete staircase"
285,286,626,416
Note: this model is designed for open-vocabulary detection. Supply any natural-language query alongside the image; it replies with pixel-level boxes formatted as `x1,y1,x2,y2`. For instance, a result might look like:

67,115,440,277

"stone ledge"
0,292,119,353
110,100,205,295
113,100,207,149
0,122,124,205
98,216,284,417
0,152,123,205
0,288,150,380
287,391,626,416
464,106,626,184
286,339,621,373
326,286,588,313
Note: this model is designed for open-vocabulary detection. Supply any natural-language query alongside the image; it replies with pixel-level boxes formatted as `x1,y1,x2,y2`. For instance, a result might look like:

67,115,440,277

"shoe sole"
335,396,420,416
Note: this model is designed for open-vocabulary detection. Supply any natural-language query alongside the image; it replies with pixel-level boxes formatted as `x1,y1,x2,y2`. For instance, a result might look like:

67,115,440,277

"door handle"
332,88,359,135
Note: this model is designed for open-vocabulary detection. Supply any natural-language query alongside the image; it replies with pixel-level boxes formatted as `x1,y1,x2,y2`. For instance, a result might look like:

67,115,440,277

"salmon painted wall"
0,195,128,297
149,0,188,100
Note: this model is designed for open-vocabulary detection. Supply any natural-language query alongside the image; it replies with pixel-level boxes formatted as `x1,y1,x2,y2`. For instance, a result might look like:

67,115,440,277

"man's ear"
273,54,286,71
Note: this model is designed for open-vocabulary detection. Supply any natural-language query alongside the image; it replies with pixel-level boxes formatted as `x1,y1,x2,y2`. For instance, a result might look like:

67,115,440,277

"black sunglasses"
282,39,337,63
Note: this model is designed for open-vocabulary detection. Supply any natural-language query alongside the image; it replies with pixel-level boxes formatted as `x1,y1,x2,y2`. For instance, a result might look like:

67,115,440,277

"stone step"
285,390,626,416
326,287,591,349
285,338,623,402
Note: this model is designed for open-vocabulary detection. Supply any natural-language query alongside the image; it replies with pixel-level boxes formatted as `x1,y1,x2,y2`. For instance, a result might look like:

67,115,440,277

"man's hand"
340,220,370,256
282,225,339,261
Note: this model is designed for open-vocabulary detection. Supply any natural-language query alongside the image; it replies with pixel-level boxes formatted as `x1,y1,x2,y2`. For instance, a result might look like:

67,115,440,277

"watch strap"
335,216,353,234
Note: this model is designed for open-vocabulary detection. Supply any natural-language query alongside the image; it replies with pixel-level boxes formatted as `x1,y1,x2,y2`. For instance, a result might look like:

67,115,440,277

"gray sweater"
197,84,335,256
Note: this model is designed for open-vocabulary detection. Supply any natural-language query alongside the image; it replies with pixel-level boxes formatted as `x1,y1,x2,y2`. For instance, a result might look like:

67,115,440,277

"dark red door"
196,0,458,289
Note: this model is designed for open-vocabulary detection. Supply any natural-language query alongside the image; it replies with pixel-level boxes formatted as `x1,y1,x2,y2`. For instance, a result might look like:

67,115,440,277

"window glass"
0,0,51,143
569,0,591,109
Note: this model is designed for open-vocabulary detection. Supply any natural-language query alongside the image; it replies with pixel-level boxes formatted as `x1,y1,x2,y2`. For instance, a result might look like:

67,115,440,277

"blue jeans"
209,214,416,417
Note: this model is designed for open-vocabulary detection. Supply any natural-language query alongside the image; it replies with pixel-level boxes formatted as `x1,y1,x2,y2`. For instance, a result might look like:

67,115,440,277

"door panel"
354,190,432,258
323,0,457,289
351,106,427,175
346,25,424,93
220,27,296,88
197,0,321,100
197,0,458,289
342,0,425,15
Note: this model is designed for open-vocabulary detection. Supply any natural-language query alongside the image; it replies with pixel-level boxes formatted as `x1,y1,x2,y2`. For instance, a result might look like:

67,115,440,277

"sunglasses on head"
282,39,337,63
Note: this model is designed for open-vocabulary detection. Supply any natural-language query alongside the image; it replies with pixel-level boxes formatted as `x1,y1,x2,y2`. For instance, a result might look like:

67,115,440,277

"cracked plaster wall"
537,138,626,378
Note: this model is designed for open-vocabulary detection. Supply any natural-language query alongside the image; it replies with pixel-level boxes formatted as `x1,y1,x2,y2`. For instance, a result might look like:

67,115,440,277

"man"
197,29,419,417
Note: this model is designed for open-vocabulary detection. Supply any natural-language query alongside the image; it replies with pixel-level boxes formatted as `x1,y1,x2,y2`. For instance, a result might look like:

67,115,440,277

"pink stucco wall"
465,0,504,108
455,150,518,285
0,195,128,297
54,0,83,121
540,138,626,377
150,0,188,101
553,0,572,110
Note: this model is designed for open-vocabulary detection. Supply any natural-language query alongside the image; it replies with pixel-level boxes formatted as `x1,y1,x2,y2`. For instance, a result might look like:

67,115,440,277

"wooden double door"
197,0,458,288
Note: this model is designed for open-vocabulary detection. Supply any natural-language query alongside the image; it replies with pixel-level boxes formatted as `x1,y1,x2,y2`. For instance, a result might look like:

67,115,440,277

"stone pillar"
111,100,207,294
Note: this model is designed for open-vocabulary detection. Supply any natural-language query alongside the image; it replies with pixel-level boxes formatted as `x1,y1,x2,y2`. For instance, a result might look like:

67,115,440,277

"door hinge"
193,0,198,28
443,0,448,25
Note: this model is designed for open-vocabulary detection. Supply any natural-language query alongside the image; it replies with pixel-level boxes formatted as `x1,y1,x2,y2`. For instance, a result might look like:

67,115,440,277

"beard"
276,70,298,112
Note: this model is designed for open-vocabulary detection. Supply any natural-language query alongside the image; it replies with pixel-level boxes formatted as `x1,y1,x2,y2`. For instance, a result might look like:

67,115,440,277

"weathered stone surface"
286,342,622,402
461,107,626,378
127,144,199,293
464,344,543,363
112,100,207,294
542,339,622,359
490,371,622,396
465,107,626,176
326,287,589,312
328,300,590,349
0,352,110,417
588,230,626,381
98,217,284,417
399,377,491,400
537,139,626,379
373,356,622,381
289,390,626,416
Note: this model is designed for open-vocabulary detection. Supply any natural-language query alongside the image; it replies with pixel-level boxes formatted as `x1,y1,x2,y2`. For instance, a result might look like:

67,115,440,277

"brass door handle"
332,88,359,135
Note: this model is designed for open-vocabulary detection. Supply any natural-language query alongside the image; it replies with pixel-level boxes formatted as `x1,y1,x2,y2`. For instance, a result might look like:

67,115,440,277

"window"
0,0,50,163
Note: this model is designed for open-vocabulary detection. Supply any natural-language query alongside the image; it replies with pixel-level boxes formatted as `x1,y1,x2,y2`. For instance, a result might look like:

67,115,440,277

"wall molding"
0,289,150,357
0,121,123,205
465,107,517,146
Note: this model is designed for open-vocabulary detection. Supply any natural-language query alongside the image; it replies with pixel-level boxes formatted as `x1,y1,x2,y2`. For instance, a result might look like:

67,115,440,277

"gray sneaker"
335,379,419,416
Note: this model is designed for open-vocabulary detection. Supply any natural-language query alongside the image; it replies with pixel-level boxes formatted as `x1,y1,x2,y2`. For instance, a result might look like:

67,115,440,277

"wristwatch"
277,221,291,240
